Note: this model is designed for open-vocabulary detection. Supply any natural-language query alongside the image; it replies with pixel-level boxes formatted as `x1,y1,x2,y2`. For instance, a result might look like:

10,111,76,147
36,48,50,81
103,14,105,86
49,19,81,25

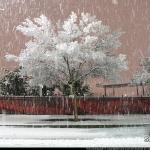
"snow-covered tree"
6,12,128,121
132,57,150,85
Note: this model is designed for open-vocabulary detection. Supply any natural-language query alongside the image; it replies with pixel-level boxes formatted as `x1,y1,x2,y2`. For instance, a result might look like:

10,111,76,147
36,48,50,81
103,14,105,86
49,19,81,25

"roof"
96,83,130,88
96,82,150,88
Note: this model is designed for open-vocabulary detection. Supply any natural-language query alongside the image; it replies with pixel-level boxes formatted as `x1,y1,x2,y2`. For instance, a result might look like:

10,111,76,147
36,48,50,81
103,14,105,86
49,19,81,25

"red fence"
0,96,150,115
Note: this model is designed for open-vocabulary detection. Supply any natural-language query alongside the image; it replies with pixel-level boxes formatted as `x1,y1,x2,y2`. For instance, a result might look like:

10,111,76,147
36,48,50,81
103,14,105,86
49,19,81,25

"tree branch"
75,66,105,82
63,56,72,78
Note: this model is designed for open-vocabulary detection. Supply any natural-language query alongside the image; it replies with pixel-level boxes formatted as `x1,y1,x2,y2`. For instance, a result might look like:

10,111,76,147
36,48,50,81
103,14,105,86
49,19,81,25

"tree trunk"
70,84,78,121
39,86,43,96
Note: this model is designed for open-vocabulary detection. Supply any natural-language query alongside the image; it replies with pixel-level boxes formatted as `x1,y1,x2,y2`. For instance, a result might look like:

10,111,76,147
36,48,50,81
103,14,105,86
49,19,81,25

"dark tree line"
0,68,91,96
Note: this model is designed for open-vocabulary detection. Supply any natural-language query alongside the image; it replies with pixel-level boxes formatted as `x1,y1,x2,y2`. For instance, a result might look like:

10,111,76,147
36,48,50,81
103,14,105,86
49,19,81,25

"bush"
0,68,28,95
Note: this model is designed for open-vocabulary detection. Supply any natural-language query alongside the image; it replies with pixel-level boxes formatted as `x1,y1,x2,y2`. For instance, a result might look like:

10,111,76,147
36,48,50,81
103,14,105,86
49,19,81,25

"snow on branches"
5,12,128,91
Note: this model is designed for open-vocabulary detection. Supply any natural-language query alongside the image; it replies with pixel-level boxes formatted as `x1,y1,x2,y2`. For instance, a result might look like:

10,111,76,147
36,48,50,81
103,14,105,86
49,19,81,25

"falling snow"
0,0,150,148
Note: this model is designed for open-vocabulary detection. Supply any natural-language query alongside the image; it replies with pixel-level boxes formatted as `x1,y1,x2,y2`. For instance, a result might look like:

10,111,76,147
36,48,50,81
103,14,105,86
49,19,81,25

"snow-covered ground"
0,114,150,147
0,126,150,147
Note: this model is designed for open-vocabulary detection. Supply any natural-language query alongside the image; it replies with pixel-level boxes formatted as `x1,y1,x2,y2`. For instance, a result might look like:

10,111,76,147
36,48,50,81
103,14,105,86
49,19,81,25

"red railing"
0,96,150,115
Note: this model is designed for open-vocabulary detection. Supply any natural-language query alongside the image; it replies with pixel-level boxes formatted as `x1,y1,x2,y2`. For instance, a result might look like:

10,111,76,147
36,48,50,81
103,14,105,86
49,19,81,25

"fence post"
104,86,107,96
142,83,145,96
113,87,115,96
136,85,139,96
